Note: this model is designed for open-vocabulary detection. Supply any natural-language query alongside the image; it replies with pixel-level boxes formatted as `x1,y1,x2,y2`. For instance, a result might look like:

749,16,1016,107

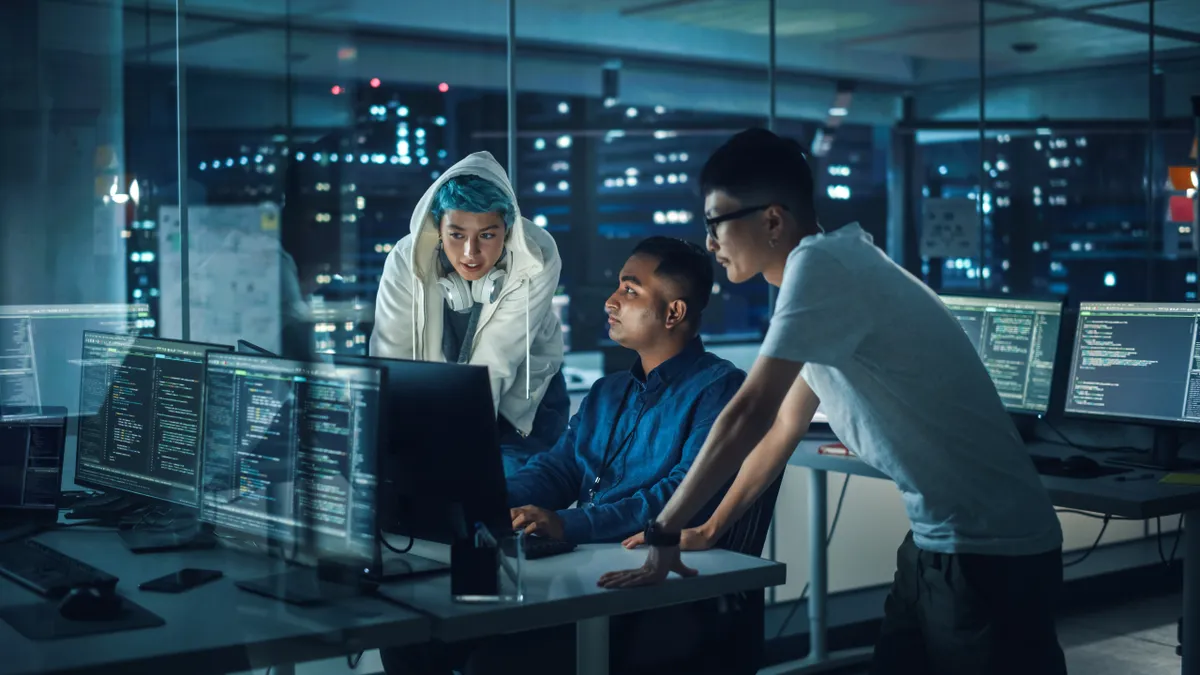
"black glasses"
703,204,786,239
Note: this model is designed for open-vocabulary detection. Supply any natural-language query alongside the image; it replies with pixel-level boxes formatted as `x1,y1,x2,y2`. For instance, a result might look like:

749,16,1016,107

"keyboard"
0,538,119,598
503,533,576,560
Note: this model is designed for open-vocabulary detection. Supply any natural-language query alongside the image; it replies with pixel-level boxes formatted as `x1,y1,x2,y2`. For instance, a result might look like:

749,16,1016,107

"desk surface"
2,532,784,675
378,543,786,643
788,438,1200,519
1,529,431,675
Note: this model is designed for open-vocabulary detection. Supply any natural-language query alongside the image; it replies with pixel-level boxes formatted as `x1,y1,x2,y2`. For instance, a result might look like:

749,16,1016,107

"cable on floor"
1157,516,1185,566
774,474,851,640
1063,514,1110,568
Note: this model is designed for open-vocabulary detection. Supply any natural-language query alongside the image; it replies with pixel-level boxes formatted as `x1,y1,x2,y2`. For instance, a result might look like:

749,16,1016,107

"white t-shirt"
762,223,1062,556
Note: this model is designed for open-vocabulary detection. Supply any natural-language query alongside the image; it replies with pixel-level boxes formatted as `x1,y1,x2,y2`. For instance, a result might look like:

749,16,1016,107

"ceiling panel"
511,0,1190,74
856,14,1174,64
1094,0,1200,34
530,0,1033,40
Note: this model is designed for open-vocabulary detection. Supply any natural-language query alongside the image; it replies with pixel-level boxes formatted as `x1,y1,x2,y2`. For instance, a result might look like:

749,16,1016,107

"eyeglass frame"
703,203,789,240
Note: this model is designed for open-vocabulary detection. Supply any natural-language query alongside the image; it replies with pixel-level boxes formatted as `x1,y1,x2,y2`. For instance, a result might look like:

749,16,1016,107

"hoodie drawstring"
525,280,531,400
411,265,418,360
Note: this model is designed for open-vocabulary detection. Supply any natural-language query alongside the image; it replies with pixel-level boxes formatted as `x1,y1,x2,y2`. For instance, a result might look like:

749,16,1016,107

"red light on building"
331,85,343,95
370,78,381,89
438,82,450,93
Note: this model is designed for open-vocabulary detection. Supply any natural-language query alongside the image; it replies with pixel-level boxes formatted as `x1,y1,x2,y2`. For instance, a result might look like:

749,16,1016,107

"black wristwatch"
643,520,681,547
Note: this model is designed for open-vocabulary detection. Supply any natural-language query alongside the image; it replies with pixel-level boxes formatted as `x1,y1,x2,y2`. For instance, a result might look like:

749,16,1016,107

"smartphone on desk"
139,568,223,593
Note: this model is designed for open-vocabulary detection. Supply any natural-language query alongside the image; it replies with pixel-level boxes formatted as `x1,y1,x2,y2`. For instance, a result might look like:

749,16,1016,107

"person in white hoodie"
371,152,569,475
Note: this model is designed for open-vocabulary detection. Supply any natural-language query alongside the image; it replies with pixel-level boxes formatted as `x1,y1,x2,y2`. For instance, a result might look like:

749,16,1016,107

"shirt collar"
630,336,706,391
800,221,870,248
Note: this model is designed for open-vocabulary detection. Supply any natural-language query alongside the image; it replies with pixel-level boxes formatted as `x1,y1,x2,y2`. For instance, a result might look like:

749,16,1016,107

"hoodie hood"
385,151,562,419
407,151,547,283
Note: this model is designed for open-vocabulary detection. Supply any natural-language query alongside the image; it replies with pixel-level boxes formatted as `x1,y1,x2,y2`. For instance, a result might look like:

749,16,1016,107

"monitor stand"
119,518,216,554
1013,414,1039,445
1107,427,1200,471
235,559,378,606
65,493,143,522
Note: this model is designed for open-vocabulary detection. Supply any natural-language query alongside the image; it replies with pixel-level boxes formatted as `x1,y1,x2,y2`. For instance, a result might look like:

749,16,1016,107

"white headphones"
437,248,508,312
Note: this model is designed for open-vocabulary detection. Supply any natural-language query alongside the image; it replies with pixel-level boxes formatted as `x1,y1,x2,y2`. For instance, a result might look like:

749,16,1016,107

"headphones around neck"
437,246,508,312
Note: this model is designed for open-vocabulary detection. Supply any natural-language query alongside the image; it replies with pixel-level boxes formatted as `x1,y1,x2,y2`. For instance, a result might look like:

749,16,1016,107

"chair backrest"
716,472,784,557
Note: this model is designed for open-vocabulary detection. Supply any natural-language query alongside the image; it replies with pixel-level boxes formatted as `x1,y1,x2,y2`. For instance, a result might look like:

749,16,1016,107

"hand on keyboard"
510,505,565,540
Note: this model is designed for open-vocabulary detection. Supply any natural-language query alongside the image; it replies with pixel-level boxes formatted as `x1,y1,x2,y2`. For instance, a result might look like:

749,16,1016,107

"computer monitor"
198,353,383,567
1064,302,1200,468
0,304,150,412
0,406,67,525
74,332,233,507
941,295,1064,415
330,355,510,545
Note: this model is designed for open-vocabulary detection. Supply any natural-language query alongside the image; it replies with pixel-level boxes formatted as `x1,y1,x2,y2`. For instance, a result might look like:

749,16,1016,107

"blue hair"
430,174,514,231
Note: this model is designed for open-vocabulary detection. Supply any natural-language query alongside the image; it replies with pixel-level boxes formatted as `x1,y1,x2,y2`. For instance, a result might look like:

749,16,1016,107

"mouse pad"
0,596,165,640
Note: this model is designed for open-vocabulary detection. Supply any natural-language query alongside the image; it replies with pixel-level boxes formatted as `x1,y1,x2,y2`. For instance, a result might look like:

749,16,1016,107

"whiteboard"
920,198,980,259
158,204,283,351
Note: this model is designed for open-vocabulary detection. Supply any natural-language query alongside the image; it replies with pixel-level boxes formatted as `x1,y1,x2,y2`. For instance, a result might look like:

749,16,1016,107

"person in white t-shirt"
601,128,1067,675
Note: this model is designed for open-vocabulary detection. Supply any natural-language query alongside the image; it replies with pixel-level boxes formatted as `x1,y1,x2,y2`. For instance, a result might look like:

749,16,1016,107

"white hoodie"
370,152,564,437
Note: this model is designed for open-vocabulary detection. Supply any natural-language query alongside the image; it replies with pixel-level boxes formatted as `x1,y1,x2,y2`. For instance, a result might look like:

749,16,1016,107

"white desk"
1,528,431,675
376,542,786,675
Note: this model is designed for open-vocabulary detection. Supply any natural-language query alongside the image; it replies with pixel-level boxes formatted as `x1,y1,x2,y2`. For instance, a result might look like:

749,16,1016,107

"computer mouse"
1061,455,1100,472
57,585,123,621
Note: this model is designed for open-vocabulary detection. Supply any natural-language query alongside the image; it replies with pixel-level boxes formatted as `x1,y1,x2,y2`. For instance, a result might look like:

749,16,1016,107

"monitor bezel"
325,353,510,545
73,331,233,508
1062,301,1200,430
938,292,1066,417
197,351,386,571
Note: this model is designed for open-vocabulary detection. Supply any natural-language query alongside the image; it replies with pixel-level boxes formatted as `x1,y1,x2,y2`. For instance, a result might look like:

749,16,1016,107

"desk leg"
577,616,609,675
761,469,874,675
809,468,828,660
1184,510,1200,675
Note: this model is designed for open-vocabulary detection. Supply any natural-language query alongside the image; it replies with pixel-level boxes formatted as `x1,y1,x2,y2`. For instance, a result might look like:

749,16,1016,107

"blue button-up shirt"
506,338,745,544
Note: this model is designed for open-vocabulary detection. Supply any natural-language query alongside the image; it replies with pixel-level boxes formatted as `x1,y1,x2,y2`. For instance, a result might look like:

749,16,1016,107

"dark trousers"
870,532,1068,675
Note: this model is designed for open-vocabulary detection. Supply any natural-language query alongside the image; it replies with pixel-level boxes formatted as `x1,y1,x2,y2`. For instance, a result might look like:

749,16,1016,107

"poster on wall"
920,198,980,259
158,204,283,351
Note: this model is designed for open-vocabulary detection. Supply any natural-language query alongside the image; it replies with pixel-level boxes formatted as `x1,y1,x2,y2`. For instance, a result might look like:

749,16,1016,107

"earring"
769,239,778,249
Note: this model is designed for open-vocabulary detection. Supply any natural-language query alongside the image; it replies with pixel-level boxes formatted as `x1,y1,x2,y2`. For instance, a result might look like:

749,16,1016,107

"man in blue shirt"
506,237,745,545
381,236,745,675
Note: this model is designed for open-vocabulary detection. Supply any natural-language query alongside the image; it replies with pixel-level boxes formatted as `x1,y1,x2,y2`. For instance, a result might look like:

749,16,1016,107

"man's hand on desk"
622,523,716,551
510,505,565,540
597,544,697,589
